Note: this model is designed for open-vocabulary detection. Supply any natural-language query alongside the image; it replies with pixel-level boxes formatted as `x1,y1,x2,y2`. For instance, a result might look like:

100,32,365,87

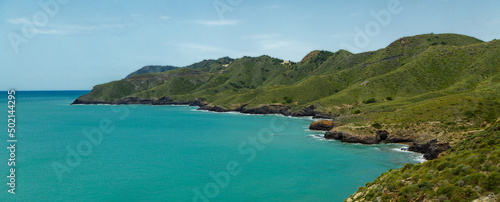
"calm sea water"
0,91,422,201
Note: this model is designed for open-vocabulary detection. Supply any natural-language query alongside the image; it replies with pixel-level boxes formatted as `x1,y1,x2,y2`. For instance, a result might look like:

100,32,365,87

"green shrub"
486,172,500,191
424,173,435,180
283,96,293,104
464,173,486,185
399,184,419,197
437,162,449,171
387,182,396,191
363,98,376,104
462,110,475,119
352,109,361,114
365,191,375,200
418,181,433,191
436,185,458,199
386,96,393,101
371,123,382,129
381,194,390,202
464,187,478,199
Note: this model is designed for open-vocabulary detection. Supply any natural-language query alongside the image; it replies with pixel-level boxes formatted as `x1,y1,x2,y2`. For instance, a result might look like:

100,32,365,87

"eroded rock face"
113,97,153,104
409,139,451,160
309,120,335,131
325,130,450,160
292,105,316,117
72,96,206,106
384,134,415,143
240,105,291,115
324,130,379,144
198,105,228,112
376,130,389,141
71,99,107,105
324,131,345,140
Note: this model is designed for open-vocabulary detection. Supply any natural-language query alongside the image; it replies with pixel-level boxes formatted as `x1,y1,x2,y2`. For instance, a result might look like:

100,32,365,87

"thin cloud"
242,34,281,40
6,17,30,24
160,16,171,20
177,43,223,52
189,20,239,26
328,34,349,39
244,34,313,52
258,40,307,50
30,23,134,35
35,29,74,35
262,5,282,9
301,16,315,20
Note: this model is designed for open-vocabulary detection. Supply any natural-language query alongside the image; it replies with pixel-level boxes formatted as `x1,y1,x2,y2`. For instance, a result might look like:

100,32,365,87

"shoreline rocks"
324,130,379,144
72,97,338,119
309,120,335,131
72,96,207,106
408,139,451,160
324,129,449,160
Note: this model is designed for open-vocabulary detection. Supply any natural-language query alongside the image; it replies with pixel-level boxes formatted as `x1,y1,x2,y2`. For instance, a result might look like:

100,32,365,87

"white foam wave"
392,147,409,153
306,134,337,142
413,155,427,163
391,147,427,163
307,134,323,138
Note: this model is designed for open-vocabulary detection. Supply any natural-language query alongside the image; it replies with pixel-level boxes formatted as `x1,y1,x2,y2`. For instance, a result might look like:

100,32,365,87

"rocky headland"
309,120,451,160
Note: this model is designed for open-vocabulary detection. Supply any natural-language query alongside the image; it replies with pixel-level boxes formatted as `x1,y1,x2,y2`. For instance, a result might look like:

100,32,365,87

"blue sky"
1,0,499,90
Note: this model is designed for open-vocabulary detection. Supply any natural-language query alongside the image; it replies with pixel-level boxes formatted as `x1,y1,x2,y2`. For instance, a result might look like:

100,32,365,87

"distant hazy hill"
125,65,179,79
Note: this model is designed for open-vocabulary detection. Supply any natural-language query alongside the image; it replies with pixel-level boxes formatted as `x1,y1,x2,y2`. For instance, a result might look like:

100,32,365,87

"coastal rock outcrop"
324,130,379,144
409,139,450,160
292,105,316,117
72,96,207,106
309,120,335,131
73,97,338,119
112,97,153,105
240,104,291,115
198,105,228,112
324,130,448,159
384,134,415,143
375,130,389,141
71,99,107,105
290,105,337,119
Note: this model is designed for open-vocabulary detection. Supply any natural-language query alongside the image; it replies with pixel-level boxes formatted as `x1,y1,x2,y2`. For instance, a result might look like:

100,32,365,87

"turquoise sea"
0,91,423,201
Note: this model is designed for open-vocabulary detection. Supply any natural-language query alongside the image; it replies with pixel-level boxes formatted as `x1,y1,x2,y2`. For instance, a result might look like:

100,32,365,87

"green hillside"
75,34,498,123
75,34,499,130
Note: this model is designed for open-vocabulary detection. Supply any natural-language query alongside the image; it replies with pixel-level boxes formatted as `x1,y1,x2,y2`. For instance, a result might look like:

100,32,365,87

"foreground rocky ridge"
346,121,500,202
